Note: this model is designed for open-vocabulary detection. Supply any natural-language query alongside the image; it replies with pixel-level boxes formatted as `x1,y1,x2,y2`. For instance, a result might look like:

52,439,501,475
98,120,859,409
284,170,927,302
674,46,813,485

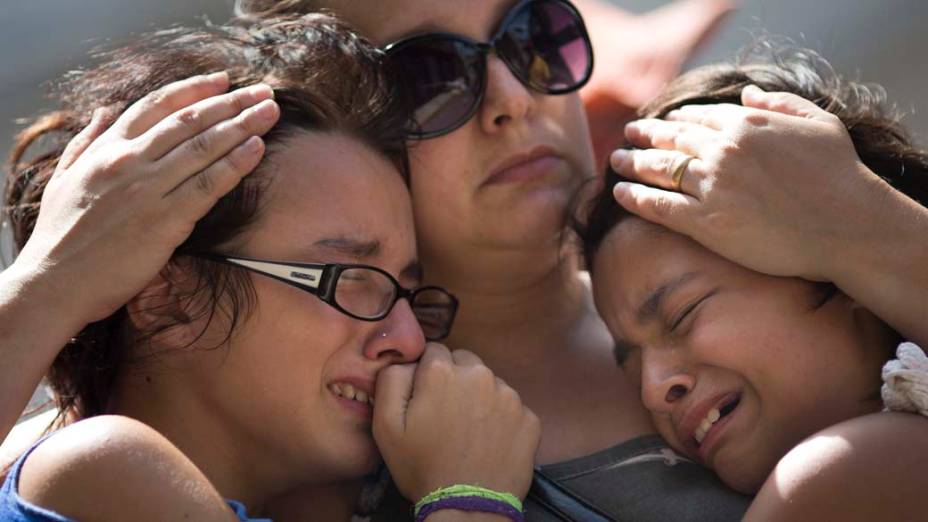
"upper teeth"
329,383,374,405
694,408,721,444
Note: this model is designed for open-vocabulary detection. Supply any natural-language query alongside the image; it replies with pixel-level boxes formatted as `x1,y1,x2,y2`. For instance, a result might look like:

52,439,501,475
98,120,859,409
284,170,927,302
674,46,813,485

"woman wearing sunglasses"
0,14,541,522
229,0,928,520
229,1,750,520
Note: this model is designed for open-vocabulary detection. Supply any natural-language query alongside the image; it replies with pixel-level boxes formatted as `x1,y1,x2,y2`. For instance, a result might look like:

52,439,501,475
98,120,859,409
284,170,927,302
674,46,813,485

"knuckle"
524,409,541,431
469,363,495,384
174,107,204,133
656,153,674,174
142,88,169,111
229,90,249,114
650,195,674,219
193,169,215,195
188,132,212,157
422,358,453,378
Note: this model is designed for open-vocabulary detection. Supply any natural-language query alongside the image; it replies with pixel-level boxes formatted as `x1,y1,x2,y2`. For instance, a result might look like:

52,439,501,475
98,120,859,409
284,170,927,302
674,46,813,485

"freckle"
145,376,152,384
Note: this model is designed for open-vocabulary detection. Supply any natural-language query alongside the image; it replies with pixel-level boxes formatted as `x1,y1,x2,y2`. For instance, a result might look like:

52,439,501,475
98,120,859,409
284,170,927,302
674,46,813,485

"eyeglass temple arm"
205,256,326,292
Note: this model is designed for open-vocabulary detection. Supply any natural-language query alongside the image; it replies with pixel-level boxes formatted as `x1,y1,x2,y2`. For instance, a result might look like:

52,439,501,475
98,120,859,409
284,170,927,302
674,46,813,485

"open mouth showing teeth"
329,383,374,406
694,396,740,445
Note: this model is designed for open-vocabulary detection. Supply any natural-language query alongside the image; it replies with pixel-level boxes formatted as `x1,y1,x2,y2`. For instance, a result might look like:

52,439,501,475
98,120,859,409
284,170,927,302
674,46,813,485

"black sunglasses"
193,254,459,341
383,0,594,139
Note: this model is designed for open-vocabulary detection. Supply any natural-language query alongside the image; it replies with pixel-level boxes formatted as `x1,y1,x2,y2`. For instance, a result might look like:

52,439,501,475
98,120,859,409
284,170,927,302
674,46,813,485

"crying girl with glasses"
578,44,928,521
0,14,541,522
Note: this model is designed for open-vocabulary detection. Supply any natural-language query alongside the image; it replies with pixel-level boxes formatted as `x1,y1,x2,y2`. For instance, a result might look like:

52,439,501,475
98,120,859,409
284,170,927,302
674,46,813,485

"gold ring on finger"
670,155,695,192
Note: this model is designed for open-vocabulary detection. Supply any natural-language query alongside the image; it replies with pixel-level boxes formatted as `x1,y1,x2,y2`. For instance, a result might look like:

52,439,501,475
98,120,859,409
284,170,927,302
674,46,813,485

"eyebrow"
637,272,698,325
312,236,422,284
312,237,381,259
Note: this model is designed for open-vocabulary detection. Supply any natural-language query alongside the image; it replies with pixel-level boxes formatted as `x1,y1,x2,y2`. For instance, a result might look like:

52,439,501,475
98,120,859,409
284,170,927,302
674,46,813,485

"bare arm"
18,416,239,522
745,413,928,521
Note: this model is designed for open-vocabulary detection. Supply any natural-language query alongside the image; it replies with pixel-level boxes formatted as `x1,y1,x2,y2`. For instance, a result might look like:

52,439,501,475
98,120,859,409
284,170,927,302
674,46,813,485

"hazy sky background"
2,0,926,157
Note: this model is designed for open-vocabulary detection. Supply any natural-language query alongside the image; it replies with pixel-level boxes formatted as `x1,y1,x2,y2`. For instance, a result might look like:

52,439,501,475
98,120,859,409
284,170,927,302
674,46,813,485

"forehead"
318,0,517,43
247,131,415,261
591,218,704,322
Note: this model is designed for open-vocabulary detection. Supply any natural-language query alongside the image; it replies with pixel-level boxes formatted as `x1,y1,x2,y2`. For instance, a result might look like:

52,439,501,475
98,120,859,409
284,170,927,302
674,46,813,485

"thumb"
741,85,835,123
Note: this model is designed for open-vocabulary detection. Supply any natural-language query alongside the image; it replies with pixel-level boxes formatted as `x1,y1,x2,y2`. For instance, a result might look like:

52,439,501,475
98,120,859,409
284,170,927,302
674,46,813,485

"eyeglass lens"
333,268,455,340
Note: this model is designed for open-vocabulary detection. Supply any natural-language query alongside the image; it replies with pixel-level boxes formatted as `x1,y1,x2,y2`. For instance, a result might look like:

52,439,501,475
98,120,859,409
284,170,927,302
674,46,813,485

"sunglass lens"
389,38,484,138
500,0,592,92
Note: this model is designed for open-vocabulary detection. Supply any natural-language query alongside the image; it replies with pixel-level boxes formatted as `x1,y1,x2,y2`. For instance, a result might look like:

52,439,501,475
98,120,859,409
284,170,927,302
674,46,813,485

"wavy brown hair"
575,42,928,273
4,14,408,421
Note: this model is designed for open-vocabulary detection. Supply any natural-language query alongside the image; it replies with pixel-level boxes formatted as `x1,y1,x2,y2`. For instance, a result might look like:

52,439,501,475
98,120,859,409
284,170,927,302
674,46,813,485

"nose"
362,298,426,363
640,349,695,415
478,54,534,133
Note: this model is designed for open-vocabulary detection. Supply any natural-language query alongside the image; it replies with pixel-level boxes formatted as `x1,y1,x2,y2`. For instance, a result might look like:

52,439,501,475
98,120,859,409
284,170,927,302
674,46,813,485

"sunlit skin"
591,216,896,493
321,0,595,281
315,0,654,467
109,131,426,510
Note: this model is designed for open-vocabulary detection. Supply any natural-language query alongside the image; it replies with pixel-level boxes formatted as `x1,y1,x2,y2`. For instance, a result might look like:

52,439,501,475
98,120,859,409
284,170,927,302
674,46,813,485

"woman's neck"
430,240,590,371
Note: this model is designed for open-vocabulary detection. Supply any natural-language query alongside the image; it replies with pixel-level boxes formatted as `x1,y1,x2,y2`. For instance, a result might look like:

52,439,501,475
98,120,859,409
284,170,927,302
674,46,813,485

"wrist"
414,485,524,522
821,165,926,286
1,259,90,339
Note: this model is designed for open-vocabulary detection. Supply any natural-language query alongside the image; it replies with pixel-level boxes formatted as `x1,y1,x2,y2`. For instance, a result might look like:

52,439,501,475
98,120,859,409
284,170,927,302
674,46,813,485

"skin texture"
612,86,928,348
315,0,655,468
10,95,540,520
591,216,895,493
18,130,428,516
0,73,278,446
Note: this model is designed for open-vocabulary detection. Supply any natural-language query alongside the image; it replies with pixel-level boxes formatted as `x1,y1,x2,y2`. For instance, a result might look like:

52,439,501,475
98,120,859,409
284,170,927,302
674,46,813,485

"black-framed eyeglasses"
383,0,594,139
193,254,458,341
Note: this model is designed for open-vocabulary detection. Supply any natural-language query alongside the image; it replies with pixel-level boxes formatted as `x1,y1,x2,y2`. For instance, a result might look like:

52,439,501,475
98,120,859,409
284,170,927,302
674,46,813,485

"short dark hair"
575,42,928,273
4,13,408,419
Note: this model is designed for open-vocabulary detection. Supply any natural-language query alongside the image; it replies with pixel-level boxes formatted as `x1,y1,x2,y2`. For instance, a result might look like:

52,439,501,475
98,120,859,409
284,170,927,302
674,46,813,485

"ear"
125,263,199,349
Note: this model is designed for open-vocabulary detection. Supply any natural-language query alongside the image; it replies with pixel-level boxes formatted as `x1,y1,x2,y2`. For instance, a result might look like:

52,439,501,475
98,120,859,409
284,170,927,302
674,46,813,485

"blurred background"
2,0,926,416
2,0,926,163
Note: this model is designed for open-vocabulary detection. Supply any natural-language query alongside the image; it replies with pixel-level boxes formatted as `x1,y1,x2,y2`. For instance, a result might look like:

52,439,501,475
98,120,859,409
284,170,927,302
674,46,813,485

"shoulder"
746,412,928,521
17,415,236,522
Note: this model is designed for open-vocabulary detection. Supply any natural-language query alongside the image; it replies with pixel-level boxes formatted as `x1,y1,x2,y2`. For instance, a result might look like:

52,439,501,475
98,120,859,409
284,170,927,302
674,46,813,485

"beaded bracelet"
414,485,524,522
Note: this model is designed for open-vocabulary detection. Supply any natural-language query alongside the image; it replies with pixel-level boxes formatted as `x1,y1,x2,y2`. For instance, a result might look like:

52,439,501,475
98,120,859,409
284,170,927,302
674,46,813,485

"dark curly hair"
4,14,409,421
575,42,928,273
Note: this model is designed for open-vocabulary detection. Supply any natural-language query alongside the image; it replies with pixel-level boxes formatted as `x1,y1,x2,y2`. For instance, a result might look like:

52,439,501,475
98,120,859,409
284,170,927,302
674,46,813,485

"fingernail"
245,83,274,100
613,182,630,200
743,84,764,97
253,99,279,121
611,149,629,169
207,71,229,85
244,136,263,153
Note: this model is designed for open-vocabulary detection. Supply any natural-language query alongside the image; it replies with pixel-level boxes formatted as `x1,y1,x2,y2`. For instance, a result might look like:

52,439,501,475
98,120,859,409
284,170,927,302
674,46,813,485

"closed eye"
670,290,716,333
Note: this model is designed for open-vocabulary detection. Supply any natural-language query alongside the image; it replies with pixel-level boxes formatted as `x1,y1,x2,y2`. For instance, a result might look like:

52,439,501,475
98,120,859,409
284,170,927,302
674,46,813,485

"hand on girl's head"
373,343,540,502
10,73,279,326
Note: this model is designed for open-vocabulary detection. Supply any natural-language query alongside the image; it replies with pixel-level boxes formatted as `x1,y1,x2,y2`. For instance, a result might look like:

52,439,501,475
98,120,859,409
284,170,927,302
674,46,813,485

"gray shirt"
368,435,751,521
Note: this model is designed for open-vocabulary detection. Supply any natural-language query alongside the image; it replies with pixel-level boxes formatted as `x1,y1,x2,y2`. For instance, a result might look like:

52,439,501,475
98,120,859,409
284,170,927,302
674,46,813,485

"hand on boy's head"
590,212,893,494
372,343,539,502
609,84,883,283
